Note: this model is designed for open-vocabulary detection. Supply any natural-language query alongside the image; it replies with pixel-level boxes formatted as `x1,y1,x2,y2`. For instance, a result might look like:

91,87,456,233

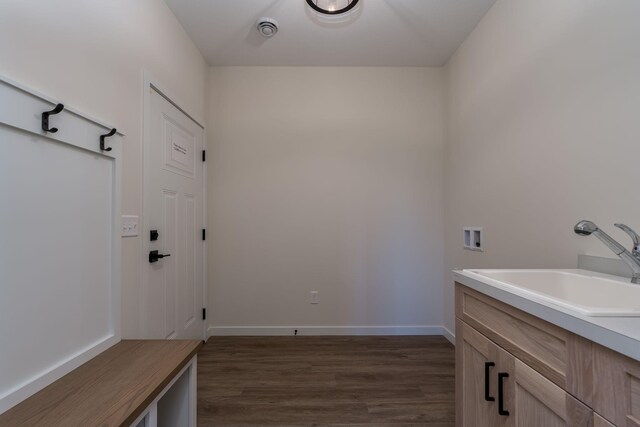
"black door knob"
149,250,171,263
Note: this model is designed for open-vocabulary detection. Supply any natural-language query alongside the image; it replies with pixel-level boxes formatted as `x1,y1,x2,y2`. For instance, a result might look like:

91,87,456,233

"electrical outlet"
310,291,319,304
121,215,139,237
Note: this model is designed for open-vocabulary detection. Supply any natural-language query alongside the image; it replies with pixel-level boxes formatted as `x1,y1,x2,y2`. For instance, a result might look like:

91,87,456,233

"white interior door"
144,88,204,340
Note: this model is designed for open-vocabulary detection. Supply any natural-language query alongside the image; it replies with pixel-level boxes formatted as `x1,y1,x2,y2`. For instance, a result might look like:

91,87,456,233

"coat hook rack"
42,103,64,133
100,128,117,152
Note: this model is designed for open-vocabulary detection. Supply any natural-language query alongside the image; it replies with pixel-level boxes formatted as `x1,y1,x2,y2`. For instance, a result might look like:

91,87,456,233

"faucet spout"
574,220,640,284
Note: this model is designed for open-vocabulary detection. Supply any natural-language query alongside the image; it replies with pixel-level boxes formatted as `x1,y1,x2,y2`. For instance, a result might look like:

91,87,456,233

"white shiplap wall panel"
0,76,122,413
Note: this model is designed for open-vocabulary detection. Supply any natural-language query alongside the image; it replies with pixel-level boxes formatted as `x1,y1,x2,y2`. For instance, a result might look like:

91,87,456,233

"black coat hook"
42,103,64,133
100,128,117,152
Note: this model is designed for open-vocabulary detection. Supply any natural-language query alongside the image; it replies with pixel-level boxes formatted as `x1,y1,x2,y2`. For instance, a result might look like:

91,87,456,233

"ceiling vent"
256,17,279,38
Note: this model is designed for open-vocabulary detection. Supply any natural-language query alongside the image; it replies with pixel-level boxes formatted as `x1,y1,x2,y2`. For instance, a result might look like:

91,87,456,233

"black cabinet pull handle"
498,372,510,416
484,362,495,401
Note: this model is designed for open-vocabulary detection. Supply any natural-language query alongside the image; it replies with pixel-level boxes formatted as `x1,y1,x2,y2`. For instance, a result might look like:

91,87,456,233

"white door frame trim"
140,71,207,340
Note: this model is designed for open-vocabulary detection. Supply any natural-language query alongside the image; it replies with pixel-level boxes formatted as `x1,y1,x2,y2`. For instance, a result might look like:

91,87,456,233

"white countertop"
453,269,640,362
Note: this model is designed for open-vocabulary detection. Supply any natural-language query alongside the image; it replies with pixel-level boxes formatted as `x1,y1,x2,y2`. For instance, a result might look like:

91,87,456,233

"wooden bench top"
0,339,202,427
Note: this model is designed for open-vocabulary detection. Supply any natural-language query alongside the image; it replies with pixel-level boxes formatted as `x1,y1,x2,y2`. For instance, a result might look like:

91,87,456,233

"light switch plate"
121,215,139,237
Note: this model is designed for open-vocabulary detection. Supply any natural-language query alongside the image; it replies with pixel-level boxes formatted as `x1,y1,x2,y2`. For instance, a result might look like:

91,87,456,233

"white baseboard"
442,326,455,345
207,325,449,338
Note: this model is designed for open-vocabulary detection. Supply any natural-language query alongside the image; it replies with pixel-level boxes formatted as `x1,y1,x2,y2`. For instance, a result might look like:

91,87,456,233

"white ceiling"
164,0,497,66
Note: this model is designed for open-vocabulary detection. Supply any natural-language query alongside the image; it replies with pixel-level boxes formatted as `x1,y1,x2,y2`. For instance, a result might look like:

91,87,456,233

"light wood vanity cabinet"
456,283,640,427
457,318,591,426
592,345,640,426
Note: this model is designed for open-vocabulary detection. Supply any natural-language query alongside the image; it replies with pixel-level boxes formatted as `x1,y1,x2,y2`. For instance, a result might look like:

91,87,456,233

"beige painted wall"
0,0,208,337
207,67,445,332
5,0,637,339
443,0,640,334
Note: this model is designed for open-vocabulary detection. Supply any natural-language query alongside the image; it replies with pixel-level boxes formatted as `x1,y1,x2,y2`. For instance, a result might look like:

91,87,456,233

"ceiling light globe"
306,0,360,15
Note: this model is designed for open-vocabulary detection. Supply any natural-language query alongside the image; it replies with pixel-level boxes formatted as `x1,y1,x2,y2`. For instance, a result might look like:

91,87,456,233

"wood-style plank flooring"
197,336,455,426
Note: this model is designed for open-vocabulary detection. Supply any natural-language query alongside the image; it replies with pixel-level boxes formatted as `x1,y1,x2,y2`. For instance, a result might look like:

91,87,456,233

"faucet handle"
615,223,640,252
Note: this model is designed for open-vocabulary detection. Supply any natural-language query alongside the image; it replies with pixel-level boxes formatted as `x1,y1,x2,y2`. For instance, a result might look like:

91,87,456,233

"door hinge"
202,308,207,320
202,150,206,162
202,229,206,241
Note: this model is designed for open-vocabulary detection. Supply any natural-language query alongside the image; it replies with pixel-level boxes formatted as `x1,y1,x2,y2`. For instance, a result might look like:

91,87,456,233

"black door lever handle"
149,250,171,263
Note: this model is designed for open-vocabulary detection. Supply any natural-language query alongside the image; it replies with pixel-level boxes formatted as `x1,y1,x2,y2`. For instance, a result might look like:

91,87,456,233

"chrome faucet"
574,220,640,284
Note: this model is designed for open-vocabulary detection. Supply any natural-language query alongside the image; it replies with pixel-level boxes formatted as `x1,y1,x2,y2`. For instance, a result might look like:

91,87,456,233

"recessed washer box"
463,227,483,251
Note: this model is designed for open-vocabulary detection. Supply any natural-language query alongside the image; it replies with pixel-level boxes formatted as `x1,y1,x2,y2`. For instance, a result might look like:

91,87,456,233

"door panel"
163,190,178,339
183,193,197,330
594,413,615,427
457,320,505,427
507,355,593,426
593,343,640,427
516,387,565,427
144,88,204,340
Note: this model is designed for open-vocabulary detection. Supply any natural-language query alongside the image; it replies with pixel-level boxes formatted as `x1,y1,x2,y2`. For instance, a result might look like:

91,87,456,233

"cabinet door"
503,353,593,427
594,413,615,427
456,320,505,427
593,343,640,427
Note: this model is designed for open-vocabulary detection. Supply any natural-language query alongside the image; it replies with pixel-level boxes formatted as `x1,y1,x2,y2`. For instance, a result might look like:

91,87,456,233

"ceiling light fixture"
305,0,360,15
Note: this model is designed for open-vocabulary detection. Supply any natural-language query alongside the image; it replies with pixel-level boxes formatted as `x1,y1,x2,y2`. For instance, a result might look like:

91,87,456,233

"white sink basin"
462,269,640,317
